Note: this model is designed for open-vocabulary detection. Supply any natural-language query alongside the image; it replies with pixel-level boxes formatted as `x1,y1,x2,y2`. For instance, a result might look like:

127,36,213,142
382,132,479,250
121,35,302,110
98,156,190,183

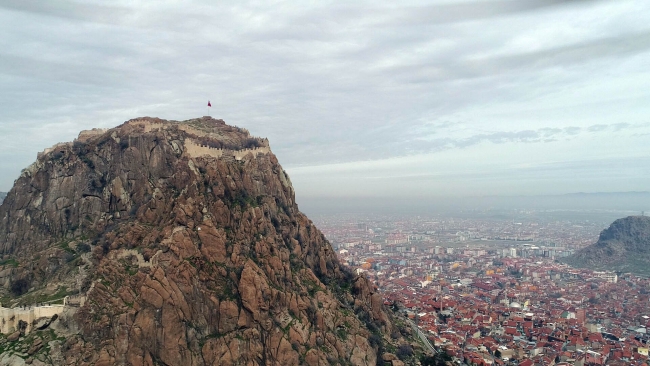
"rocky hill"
565,216,650,275
0,117,422,365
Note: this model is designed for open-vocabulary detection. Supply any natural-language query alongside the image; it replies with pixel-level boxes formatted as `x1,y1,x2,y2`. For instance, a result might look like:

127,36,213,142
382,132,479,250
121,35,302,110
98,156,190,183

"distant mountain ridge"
299,192,650,216
555,191,650,199
560,191,650,196
479,191,650,198
0,192,6,204
564,216,650,275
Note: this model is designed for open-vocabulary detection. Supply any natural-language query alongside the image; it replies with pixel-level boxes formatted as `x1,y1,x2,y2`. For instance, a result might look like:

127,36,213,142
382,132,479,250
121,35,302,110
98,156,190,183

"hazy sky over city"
1,0,649,199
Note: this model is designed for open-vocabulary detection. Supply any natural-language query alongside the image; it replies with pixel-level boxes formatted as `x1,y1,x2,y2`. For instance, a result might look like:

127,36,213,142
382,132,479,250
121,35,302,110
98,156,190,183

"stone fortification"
111,248,162,268
36,128,107,160
0,116,394,365
63,294,86,307
0,304,65,334
232,146,271,160
37,142,72,159
138,120,165,133
37,127,108,159
182,139,224,159
183,139,271,160
130,119,200,135
36,117,270,163
130,119,204,136
77,128,108,142
128,117,215,136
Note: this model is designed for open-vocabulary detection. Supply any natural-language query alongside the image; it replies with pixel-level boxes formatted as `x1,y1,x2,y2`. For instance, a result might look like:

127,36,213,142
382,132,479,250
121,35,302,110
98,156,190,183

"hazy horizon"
295,191,650,216
2,0,649,196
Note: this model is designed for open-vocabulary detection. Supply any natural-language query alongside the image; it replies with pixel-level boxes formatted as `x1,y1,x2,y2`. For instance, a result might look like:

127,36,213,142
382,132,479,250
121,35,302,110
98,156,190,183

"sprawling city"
314,211,650,365
2,0,650,364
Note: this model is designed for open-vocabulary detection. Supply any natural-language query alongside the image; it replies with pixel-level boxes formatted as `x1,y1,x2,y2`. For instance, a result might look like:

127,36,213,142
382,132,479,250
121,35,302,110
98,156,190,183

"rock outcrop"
0,117,393,365
565,215,650,275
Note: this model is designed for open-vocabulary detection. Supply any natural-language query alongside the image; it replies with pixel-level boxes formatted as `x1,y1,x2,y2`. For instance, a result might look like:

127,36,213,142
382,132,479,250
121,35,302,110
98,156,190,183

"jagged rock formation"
565,216,650,275
0,117,396,365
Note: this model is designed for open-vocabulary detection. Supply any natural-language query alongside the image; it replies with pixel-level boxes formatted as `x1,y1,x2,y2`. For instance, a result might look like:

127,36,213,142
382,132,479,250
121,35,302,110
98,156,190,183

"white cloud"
1,0,649,198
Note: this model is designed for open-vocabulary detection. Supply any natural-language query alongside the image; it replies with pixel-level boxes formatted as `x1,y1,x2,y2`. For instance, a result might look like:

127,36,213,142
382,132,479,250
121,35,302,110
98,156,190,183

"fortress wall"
64,295,86,307
37,119,271,160
143,122,165,133
184,140,224,159
33,305,65,319
77,128,108,142
0,305,65,334
184,139,271,160
112,248,162,268
0,307,30,334
232,146,271,160
177,124,205,137
127,119,166,133
37,142,73,159
177,124,269,147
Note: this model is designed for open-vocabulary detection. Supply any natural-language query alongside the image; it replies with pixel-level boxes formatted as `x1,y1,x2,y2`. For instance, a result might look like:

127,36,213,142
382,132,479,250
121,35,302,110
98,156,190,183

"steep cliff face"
565,216,650,275
0,117,391,365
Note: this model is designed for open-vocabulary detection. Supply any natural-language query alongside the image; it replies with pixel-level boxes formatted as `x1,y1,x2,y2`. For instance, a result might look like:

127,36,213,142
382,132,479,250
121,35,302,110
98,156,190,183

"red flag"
208,101,212,107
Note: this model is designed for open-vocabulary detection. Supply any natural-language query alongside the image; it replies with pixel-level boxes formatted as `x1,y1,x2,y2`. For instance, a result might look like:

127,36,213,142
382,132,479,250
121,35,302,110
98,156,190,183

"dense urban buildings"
315,211,650,365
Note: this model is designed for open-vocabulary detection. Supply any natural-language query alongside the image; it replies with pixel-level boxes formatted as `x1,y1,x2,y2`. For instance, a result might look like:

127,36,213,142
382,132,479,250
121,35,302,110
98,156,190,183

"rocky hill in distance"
564,215,650,276
0,117,429,365
0,192,6,204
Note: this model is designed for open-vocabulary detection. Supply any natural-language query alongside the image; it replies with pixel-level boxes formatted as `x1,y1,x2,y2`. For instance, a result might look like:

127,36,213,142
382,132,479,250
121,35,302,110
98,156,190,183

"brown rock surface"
0,117,393,365
7,331,20,342
565,215,650,275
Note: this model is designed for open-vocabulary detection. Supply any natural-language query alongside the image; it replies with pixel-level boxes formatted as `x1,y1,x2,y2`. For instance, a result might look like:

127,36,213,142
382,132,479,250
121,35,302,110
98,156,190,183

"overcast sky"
1,0,649,200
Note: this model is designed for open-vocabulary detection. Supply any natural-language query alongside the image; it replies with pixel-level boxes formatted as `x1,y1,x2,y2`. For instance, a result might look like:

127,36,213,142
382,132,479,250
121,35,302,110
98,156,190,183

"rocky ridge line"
565,215,650,276
0,117,420,366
